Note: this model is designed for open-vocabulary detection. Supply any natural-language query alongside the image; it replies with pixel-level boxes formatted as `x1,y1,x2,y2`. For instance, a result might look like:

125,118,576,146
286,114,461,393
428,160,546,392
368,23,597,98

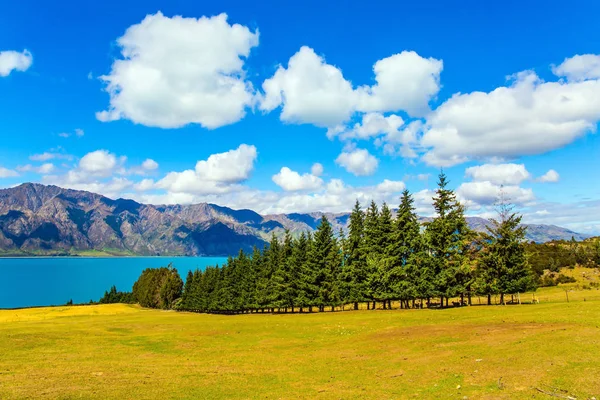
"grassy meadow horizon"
1,268,600,399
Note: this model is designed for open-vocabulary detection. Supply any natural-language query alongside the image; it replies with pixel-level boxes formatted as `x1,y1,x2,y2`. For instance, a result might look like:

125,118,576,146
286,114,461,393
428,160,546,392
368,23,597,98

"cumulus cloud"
41,150,132,198
134,178,155,192
141,159,158,171
553,54,600,82
465,163,531,185
457,181,535,207
537,169,560,183
97,12,259,129
335,148,378,176
311,163,324,177
79,150,120,176
201,178,407,214
331,112,404,141
419,60,600,166
0,49,32,77
375,179,406,193
355,51,443,117
260,46,442,127
260,46,357,127
155,144,257,194
272,166,323,191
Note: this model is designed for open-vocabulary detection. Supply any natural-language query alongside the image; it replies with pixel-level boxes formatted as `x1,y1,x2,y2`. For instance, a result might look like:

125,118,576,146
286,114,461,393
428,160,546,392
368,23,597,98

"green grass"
1,274,600,399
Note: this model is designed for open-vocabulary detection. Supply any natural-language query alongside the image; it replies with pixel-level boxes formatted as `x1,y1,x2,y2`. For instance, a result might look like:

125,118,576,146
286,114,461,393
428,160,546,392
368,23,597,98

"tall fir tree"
373,202,395,309
387,190,429,307
271,230,295,311
339,200,367,310
290,232,309,312
362,200,381,309
477,197,536,304
425,172,473,307
307,216,338,312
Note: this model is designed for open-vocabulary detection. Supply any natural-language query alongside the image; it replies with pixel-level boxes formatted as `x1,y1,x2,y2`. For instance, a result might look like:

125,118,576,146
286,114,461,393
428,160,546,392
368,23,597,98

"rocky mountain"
0,183,591,256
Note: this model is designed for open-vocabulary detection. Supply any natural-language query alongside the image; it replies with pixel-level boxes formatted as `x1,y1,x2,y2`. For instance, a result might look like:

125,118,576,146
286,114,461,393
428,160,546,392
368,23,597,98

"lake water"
0,257,227,309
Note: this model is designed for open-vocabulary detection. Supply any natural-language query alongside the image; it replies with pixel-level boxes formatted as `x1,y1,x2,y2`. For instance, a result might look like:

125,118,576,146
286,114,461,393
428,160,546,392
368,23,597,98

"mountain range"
0,183,590,257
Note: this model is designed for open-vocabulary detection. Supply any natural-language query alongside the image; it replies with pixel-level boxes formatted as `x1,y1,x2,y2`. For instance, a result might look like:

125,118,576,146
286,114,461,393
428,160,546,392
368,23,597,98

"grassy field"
1,270,600,399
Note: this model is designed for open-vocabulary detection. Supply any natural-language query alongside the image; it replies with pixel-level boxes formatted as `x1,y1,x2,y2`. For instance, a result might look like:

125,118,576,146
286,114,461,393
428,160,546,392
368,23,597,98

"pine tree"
374,202,395,309
271,230,295,311
362,200,381,309
425,172,473,307
307,216,337,312
255,241,274,312
387,190,428,308
478,197,536,305
292,232,311,312
339,200,367,310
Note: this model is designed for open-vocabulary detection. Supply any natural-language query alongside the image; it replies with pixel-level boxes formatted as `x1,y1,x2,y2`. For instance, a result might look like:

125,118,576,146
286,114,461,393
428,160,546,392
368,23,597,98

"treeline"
526,238,600,275
170,173,537,313
99,285,135,304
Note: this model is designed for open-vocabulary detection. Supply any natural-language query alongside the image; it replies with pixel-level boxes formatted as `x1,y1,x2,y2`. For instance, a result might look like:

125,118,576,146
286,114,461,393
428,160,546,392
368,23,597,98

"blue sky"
1,0,600,233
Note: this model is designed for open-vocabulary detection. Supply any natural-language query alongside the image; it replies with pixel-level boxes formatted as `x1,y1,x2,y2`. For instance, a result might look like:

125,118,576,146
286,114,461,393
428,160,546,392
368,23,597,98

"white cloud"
333,112,404,141
0,49,32,77
522,199,600,233
260,46,357,127
465,163,531,185
41,150,131,198
537,169,560,183
457,181,535,207
155,144,257,195
0,167,19,178
375,179,406,193
17,163,55,174
419,63,600,166
311,163,324,177
79,150,119,176
29,151,73,162
272,167,323,191
194,144,256,183
356,51,443,117
553,54,600,82
141,159,158,171
335,148,378,176
97,12,259,129
58,128,84,138
260,47,442,127
134,178,155,192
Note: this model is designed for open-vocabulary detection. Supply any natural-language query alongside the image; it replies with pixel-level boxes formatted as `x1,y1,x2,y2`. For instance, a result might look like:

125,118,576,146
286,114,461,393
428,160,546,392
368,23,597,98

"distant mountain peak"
0,183,591,256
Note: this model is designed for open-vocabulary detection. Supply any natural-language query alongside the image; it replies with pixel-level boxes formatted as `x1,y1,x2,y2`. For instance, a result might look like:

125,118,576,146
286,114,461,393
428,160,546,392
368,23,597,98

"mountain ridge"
0,183,591,257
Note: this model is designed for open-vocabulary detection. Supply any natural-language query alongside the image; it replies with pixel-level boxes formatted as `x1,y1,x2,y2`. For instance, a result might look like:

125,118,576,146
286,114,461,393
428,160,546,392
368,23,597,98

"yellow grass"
1,269,600,399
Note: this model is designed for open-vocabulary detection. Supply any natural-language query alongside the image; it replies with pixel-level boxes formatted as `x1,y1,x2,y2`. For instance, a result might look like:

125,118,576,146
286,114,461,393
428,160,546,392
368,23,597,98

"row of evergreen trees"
175,173,537,313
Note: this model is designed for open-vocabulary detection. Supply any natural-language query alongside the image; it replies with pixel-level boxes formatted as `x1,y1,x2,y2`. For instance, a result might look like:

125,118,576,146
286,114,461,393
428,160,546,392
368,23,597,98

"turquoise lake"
0,257,227,309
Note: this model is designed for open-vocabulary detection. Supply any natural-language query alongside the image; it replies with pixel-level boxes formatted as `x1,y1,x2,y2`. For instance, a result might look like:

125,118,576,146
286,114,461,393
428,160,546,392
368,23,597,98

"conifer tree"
387,190,428,308
288,232,308,312
362,200,381,309
373,202,395,309
307,216,337,312
339,200,367,310
477,196,536,304
425,172,472,307
271,230,295,311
